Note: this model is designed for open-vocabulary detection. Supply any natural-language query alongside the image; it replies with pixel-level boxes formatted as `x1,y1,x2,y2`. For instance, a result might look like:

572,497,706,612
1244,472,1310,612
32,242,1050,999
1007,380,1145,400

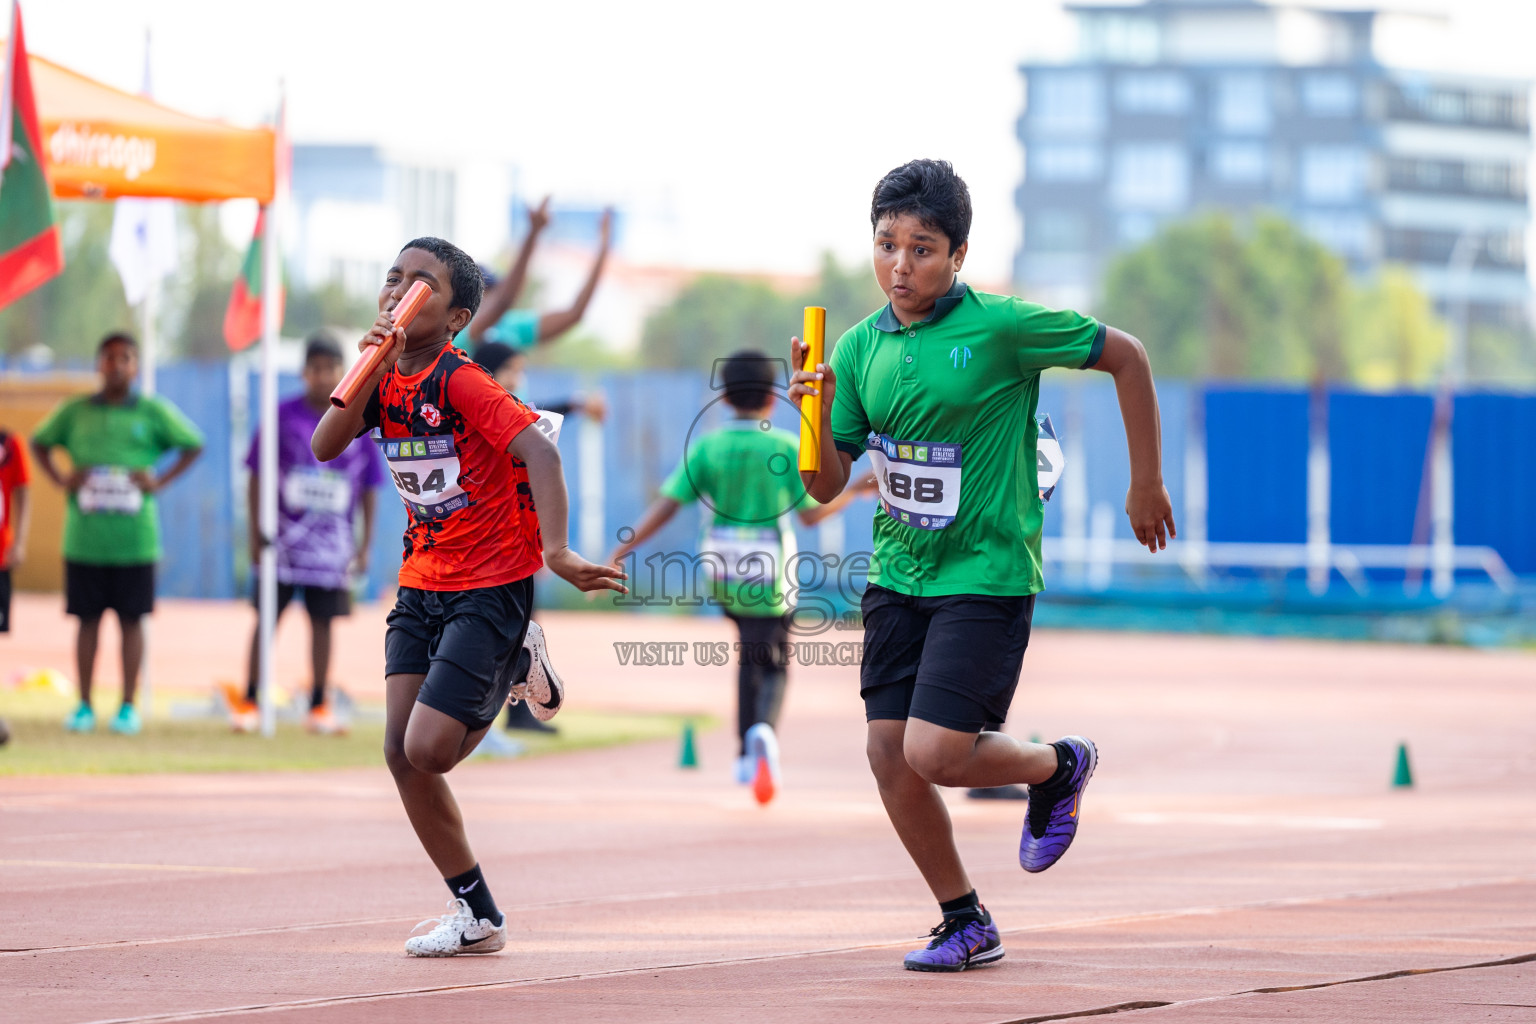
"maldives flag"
0,2,65,311
223,206,281,351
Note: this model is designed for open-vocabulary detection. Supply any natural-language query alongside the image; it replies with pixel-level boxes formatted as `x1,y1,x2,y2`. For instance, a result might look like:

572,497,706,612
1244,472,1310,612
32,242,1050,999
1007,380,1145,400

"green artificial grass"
0,688,709,776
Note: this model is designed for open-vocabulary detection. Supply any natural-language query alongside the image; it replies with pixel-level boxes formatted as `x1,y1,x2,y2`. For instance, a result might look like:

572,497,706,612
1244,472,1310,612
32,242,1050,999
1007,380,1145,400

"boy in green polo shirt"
31,333,204,735
791,159,1175,972
610,350,872,793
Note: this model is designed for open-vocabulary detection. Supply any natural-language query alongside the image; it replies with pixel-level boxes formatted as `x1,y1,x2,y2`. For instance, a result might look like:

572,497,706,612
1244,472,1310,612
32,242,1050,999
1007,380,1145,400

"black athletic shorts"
0,568,10,633
384,578,533,730
249,577,352,621
65,561,156,622
860,583,1036,734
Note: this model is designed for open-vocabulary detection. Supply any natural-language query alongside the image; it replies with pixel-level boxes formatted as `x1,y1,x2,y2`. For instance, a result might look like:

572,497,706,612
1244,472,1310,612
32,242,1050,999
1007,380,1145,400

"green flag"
0,2,64,310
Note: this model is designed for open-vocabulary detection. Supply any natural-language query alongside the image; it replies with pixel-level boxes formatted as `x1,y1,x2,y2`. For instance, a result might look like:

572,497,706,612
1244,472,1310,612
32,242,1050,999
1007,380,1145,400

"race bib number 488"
865,433,961,531
379,436,467,521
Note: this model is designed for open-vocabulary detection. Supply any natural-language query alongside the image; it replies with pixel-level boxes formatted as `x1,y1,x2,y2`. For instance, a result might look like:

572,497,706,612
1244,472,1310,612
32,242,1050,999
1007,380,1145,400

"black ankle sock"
444,864,503,927
938,890,982,921
310,684,327,710
1037,740,1078,791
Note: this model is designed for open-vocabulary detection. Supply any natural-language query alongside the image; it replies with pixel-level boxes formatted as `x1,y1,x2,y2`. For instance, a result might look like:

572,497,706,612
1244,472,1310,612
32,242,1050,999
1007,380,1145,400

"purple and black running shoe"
902,910,1004,972
1019,735,1097,873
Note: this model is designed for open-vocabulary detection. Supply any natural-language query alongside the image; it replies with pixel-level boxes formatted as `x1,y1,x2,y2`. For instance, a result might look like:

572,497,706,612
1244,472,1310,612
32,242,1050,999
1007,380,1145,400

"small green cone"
1392,742,1414,788
679,721,699,769
1029,733,1042,745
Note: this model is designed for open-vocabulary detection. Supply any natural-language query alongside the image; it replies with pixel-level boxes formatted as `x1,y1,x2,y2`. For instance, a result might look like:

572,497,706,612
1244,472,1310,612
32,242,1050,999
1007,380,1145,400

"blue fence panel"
156,363,237,600
1328,390,1433,547
1205,388,1309,544
1453,393,1536,575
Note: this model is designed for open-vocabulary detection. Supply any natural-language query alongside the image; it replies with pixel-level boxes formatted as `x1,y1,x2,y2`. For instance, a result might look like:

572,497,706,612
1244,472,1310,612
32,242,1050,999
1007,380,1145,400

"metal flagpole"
257,90,285,738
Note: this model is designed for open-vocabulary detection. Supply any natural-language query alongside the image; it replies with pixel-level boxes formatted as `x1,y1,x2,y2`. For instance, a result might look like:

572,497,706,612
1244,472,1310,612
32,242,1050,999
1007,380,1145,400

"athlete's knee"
903,733,969,787
865,726,908,780
403,734,457,775
383,733,414,778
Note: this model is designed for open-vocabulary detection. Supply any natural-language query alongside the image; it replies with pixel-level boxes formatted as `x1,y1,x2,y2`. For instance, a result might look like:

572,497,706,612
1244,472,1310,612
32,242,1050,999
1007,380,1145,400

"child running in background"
791,159,1175,972
227,331,384,734
311,237,624,956
609,350,874,793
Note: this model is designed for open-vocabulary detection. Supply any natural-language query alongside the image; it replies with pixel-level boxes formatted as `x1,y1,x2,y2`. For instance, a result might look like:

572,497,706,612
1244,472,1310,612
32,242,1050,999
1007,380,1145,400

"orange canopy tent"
19,45,286,735
31,54,274,203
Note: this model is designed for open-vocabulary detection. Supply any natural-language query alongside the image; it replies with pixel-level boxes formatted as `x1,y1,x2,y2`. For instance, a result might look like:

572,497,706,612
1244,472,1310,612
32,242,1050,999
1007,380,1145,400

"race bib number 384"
865,432,962,531
379,436,467,521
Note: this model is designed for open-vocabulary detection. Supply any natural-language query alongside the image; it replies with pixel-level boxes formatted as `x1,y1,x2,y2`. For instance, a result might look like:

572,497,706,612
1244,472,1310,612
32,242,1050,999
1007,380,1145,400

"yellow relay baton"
798,306,826,473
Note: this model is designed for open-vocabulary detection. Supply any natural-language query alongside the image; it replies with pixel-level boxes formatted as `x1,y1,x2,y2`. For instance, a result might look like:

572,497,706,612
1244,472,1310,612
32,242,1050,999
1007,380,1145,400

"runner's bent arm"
1091,326,1176,552
797,469,877,526
508,425,627,594
313,319,406,461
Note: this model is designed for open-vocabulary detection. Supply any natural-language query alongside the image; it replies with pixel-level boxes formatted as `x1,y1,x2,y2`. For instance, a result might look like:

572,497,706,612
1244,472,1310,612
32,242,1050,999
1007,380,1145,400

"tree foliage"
0,202,133,362
1098,212,1350,381
640,253,886,368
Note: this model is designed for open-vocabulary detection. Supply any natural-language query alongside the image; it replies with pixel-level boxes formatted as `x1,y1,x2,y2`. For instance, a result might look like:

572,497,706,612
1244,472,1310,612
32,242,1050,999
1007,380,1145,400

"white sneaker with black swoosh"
403,898,506,957
514,621,564,723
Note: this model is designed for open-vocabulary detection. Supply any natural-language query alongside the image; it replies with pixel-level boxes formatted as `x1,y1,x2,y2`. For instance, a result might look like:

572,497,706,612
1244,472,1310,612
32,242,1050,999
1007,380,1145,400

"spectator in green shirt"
31,333,204,736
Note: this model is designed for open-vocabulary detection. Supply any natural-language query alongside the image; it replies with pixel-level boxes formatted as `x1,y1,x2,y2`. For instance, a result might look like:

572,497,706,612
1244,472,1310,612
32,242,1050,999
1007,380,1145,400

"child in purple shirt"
228,333,385,733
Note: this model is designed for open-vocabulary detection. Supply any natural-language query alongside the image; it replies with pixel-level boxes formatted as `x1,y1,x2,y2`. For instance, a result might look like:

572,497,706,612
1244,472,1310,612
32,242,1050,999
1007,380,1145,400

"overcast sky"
23,0,1535,282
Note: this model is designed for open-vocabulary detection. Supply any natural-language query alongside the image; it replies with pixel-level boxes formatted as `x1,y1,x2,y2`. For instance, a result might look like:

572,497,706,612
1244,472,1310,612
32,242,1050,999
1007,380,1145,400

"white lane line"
1112,812,1384,831
0,860,256,874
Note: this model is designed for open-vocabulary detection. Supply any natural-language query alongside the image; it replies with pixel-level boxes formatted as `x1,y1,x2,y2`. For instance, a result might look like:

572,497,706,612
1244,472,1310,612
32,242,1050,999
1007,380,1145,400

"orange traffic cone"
752,756,776,805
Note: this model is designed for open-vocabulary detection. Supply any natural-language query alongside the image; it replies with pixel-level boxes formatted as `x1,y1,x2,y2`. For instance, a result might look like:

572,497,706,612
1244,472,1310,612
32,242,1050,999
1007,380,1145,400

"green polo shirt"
32,393,204,565
660,419,817,617
829,281,1103,597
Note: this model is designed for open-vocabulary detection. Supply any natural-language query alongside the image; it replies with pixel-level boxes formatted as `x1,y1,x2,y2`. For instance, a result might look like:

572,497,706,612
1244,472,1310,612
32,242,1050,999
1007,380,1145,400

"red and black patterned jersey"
361,344,541,590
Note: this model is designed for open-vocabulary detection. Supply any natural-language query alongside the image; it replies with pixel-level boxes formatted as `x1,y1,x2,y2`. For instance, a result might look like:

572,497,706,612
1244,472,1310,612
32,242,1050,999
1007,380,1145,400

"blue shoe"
1019,736,1097,873
65,703,96,733
902,910,1004,972
110,705,142,736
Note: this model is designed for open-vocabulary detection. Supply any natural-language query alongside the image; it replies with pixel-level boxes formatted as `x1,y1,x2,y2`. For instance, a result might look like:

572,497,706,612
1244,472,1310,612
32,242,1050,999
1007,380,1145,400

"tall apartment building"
1015,0,1530,328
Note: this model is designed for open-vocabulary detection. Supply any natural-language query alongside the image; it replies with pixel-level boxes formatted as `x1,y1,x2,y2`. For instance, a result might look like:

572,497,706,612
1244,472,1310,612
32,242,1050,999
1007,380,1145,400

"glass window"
1302,74,1358,117
1302,214,1371,259
1029,210,1090,252
1215,74,1271,133
1301,146,1368,201
1111,144,1189,211
1117,213,1158,246
1116,72,1190,115
1030,143,1103,182
1031,72,1106,135
1211,142,1268,185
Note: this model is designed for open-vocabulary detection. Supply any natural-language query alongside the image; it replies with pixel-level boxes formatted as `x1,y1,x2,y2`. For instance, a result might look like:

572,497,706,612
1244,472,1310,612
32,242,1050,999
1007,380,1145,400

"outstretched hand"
1126,482,1176,553
546,545,628,594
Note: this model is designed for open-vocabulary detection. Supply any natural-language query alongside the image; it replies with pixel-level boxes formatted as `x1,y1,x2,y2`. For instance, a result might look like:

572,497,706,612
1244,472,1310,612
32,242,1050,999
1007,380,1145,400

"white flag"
109,198,179,306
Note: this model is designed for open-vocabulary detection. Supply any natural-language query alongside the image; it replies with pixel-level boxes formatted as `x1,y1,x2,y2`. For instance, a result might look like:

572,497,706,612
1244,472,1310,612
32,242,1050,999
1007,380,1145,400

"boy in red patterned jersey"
313,237,625,957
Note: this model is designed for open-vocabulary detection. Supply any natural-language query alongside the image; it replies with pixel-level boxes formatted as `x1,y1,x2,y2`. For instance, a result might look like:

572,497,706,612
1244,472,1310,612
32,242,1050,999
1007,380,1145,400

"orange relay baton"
329,280,433,410
798,306,826,473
